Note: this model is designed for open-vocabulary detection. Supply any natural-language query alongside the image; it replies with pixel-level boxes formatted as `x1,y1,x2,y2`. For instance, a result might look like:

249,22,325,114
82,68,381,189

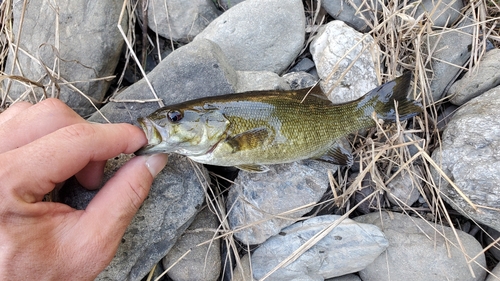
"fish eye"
167,110,183,122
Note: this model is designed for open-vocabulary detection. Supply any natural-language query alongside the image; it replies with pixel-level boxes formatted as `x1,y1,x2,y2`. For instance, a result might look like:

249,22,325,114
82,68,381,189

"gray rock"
162,208,221,281
386,167,423,207
60,177,100,210
142,262,166,281
412,0,464,28
436,103,459,131
403,133,424,158
3,0,125,116
321,0,382,32
231,254,254,281
235,71,290,92
326,274,362,281
424,18,474,101
310,20,379,103
194,0,305,74
227,160,338,245
381,131,424,158
431,85,500,232
308,67,319,82
146,0,220,42
355,212,487,281
62,153,207,281
351,172,382,214
249,215,388,280
484,226,500,261
88,39,238,125
283,72,319,90
219,0,246,10
486,262,500,281
448,48,500,105
289,58,316,73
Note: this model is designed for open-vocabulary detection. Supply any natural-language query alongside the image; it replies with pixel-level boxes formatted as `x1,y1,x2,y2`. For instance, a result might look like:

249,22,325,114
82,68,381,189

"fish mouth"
135,117,167,155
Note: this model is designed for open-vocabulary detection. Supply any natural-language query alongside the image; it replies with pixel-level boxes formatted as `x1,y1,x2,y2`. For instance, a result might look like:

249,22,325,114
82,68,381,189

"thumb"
82,153,168,238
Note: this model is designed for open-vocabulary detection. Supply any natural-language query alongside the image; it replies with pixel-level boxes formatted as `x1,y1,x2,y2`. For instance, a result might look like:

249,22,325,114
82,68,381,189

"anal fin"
316,143,353,167
236,164,270,173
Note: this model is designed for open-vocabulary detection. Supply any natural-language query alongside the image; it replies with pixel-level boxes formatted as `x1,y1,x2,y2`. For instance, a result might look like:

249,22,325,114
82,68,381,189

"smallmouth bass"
135,73,422,172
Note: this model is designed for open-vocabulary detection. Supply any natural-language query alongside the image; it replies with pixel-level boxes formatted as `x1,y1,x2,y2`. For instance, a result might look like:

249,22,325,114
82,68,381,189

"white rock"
235,71,290,92
249,215,388,280
194,0,305,74
355,212,486,281
431,85,500,232
283,71,318,90
146,0,220,42
227,160,337,245
310,20,379,103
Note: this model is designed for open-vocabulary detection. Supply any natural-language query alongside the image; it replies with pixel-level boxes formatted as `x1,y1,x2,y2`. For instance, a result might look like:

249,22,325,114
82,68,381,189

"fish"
135,72,422,172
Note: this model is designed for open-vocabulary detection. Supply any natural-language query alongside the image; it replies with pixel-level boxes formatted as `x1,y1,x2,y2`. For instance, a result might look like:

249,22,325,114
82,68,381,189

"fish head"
136,106,229,156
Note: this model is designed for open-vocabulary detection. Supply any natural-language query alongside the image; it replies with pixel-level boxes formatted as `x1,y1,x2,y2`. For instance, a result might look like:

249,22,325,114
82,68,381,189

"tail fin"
366,72,422,122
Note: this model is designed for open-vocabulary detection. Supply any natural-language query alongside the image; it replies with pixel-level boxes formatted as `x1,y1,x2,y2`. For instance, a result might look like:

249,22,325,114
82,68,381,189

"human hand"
0,99,168,280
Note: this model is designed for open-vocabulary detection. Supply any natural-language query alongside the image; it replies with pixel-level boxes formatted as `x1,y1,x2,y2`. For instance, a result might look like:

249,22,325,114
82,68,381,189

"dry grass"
1,0,500,280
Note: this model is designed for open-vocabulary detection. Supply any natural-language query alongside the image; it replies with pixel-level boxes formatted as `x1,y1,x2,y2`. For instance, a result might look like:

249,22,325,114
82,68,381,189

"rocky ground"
1,0,500,280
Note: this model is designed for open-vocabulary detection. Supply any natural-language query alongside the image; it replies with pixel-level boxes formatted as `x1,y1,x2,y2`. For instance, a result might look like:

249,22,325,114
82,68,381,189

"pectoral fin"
316,144,353,166
236,164,270,173
226,127,270,153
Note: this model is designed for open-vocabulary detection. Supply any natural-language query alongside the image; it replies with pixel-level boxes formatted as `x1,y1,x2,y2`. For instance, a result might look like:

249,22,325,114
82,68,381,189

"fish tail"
365,72,422,122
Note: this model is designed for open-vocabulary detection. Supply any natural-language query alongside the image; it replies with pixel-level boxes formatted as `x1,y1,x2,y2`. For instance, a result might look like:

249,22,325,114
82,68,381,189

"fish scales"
211,91,370,164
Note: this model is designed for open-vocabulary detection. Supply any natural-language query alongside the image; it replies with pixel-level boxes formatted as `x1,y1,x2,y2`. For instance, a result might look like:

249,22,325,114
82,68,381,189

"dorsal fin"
298,83,332,102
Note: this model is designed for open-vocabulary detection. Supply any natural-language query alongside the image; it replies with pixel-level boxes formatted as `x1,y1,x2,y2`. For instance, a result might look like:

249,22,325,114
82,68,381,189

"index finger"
0,99,87,154
0,122,147,203
0,101,32,125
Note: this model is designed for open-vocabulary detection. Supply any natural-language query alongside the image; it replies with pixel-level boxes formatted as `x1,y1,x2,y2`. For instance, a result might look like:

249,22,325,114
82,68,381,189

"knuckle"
60,123,96,141
125,179,149,212
0,196,15,223
36,99,81,121
8,101,31,110
122,171,151,214
37,98,69,113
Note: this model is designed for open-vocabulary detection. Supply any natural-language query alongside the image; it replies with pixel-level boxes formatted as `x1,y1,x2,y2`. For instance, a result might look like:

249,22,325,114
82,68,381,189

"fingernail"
145,153,168,177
